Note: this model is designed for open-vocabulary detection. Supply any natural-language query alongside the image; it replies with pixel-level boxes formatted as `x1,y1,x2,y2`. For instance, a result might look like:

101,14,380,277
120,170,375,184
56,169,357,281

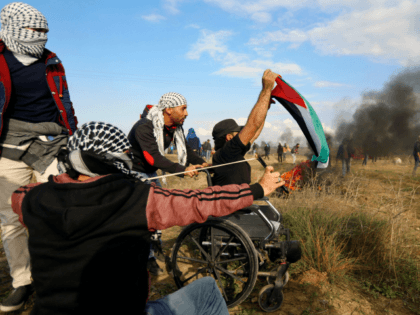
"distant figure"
252,142,258,155
202,139,212,161
413,135,420,177
277,142,284,162
283,143,290,162
186,128,201,153
264,143,270,160
291,143,300,164
337,139,354,176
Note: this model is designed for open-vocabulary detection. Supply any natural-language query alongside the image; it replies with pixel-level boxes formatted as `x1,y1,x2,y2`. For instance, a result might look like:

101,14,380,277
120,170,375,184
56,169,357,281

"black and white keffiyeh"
0,2,48,58
64,122,145,181
146,92,187,166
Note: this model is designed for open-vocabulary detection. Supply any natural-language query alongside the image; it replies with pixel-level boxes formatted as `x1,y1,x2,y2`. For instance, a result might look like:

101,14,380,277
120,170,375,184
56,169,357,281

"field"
0,152,419,314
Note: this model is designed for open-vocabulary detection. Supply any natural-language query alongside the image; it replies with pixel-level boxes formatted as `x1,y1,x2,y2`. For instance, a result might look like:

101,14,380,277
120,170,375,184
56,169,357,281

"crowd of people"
0,3,418,314
0,3,286,314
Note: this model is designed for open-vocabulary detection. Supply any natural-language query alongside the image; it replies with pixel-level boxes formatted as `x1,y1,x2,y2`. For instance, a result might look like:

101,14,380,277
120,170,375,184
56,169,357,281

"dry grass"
161,153,420,311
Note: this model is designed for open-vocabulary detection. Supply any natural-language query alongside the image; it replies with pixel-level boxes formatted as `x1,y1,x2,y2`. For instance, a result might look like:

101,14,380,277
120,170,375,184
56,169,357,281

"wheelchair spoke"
177,256,207,265
188,234,211,261
216,256,247,264
215,265,245,284
181,267,208,285
213,267,229,302
215,235,235,261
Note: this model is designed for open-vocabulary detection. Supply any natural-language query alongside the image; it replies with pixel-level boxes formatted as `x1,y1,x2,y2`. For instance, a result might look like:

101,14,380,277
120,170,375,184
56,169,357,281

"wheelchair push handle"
197,168,213,187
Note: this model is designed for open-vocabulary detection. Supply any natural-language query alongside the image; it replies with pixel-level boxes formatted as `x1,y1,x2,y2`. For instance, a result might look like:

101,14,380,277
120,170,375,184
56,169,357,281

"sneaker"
0,284,34,312
147,258,164,276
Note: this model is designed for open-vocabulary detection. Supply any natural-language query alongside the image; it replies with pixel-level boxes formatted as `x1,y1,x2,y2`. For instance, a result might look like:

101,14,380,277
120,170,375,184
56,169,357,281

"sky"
5,0,419,145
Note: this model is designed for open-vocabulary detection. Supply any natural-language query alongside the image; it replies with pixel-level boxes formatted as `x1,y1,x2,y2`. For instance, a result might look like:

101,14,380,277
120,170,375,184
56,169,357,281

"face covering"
0,2,48,59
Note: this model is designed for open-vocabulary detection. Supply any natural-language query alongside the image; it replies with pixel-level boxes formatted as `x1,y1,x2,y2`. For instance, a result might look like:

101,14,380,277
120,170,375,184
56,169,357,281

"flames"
280,160,312,191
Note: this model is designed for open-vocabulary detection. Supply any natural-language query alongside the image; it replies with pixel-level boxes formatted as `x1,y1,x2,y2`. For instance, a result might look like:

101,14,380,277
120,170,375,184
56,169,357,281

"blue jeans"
145,277,229,315
206,150,211,161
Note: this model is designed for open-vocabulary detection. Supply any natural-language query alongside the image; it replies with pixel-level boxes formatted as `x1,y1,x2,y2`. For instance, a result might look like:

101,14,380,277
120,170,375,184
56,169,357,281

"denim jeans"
144,277,229,315
342,158,351,176
206,150,211,161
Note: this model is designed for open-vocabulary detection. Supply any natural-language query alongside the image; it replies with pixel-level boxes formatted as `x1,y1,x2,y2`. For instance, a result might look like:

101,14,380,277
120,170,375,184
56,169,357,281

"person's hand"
258,166,285,196
262,69,281,91
201,162,209,168
185,165,201,178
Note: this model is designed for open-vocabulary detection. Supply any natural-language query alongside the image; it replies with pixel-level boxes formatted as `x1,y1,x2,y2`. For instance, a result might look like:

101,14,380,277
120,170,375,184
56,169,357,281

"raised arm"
239,69,280,146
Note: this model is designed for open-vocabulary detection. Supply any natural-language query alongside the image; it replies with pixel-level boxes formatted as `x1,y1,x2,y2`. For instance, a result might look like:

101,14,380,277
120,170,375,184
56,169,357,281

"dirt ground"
0,153,418,314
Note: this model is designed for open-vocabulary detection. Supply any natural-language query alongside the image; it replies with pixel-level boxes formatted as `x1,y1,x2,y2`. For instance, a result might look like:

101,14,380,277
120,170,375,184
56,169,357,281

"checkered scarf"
146,92,187,166
0,2,48,58
65,122,145,181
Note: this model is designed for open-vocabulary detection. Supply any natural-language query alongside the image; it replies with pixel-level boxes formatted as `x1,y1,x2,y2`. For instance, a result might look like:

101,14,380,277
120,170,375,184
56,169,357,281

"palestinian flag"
271,77,329,168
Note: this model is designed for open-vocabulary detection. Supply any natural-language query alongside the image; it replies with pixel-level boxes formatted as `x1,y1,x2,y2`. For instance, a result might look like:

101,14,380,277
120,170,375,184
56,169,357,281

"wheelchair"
165,169,302,313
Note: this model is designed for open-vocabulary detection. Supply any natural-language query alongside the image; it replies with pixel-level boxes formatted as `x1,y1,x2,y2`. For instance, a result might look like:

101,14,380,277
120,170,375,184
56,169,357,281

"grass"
158,153,420,314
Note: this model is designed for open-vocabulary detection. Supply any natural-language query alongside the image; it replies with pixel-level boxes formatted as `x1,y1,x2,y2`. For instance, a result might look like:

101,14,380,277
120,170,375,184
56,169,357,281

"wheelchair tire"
258,284,284,312
170,218,259,308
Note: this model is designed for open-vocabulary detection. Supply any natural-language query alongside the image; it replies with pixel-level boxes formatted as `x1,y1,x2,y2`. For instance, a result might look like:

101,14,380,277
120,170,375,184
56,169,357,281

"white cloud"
248,1,420,65
186,29,234,60
163,0,184,14
187,29,303,79
195,127,212,136
141,14,166,22
186,24,200,29
314,81,349,88
214,60,302,78
235,117,248,125
203,0,311,23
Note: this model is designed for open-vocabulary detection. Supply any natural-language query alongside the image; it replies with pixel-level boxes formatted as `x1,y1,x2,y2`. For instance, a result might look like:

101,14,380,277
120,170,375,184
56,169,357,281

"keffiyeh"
63,122,145,181
146,92,187,166
0,2,48,58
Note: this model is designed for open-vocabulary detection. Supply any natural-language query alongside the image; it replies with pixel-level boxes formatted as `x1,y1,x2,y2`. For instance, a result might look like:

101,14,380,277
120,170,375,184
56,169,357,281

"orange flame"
280,160,311,191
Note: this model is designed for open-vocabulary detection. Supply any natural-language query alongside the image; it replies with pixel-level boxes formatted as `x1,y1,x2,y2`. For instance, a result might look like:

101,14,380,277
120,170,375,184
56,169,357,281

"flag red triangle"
271,77,307,109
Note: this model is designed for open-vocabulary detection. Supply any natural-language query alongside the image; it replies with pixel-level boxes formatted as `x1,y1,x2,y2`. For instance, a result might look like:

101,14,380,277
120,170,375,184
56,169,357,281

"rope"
147,157,257,180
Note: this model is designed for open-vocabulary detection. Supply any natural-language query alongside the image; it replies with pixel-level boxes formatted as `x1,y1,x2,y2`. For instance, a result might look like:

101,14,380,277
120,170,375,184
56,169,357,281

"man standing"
291,143,300,164
413,135,420,177
277,142,283,162
128,92,207,274
0,3,78,312
264,143,270,160
203,139,212,161
337,139,354,177
211,69,280,186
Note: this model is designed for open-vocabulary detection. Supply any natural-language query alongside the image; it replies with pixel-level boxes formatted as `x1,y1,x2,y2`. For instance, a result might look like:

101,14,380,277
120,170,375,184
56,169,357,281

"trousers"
145,277,229,315
0,157,58,288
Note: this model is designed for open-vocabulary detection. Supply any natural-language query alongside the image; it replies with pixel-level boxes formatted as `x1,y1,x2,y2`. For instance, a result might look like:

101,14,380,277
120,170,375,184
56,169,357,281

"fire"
280,160,311,191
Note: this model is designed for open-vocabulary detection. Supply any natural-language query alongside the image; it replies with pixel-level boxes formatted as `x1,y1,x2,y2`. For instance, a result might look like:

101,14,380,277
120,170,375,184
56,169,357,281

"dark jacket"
0,40,77,140
12,173,263,315
128,119,205,174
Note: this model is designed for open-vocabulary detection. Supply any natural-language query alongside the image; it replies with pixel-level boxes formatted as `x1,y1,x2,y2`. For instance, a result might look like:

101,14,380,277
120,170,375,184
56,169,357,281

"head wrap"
61,121,145,181
0,2,48,58
146,92,187,166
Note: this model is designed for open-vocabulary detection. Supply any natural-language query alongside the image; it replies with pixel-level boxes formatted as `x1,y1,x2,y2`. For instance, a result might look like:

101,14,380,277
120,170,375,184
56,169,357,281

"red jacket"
0,40,78,140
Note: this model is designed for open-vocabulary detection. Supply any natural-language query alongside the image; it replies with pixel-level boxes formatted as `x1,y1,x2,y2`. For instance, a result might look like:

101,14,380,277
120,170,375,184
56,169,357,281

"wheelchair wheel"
258,284,284,312
171,218,258,308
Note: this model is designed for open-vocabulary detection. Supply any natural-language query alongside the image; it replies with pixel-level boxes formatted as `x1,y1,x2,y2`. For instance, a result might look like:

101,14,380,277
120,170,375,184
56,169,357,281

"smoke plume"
335,67,420,156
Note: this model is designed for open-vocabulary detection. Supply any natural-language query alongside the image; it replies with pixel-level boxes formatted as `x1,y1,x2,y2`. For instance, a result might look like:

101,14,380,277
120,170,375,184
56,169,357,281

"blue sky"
7,0,419,145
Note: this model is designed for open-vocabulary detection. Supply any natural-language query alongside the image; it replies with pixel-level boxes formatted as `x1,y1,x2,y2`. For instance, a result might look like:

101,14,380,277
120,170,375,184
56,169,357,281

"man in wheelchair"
11,122,284,315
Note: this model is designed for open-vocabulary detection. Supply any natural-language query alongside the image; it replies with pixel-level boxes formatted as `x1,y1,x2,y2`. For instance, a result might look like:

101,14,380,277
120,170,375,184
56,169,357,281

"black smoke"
335,67,420,156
